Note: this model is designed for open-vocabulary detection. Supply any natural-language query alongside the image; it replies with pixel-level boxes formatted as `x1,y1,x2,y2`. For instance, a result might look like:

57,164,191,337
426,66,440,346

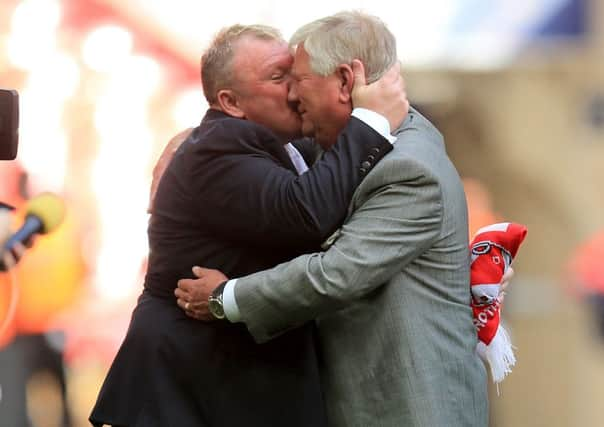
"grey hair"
290,11,397,84
201,24,283,105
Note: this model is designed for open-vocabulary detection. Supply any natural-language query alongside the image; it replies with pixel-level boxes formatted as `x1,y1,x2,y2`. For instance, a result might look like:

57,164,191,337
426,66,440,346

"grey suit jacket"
234,108,488,427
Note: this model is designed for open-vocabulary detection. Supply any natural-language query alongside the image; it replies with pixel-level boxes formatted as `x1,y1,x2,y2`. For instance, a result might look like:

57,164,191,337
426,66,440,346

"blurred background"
0,0,603,425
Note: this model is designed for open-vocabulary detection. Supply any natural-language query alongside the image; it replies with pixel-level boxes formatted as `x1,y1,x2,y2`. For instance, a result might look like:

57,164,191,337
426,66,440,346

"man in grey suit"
176,11,488,426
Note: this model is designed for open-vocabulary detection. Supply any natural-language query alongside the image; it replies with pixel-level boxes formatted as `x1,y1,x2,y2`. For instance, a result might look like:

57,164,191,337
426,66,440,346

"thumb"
192,266,204,277
351,59,366,87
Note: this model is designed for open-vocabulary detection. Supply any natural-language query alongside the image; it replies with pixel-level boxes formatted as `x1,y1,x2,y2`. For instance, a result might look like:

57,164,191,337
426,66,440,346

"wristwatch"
208,281,227,320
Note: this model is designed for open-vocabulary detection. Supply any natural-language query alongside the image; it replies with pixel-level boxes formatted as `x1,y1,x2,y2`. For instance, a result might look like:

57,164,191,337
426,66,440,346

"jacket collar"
201,108,232,124
392,106,417,137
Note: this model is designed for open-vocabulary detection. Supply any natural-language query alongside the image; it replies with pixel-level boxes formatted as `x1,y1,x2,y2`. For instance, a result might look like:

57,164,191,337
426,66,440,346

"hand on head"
351,60,409,133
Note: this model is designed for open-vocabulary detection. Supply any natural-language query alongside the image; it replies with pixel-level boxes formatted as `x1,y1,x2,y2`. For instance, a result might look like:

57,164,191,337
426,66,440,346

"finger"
501,267,515,291
174,287,188,299
2,252,16,270
351,59,366,87
192,266,205,277
189,300,208,310
176,298,189,310
376,61,396,85
177,278,195,292
503,266,515,281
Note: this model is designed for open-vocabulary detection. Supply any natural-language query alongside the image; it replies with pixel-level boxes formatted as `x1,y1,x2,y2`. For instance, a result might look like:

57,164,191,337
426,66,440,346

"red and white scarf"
470,222,527,383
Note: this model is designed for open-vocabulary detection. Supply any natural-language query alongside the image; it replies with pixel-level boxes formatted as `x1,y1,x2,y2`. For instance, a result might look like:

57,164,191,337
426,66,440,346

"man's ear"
336,64,354,103
216,89,245,118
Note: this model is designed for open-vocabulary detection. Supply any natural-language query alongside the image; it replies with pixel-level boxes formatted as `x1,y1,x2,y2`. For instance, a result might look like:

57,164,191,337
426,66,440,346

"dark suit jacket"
89,109,391,427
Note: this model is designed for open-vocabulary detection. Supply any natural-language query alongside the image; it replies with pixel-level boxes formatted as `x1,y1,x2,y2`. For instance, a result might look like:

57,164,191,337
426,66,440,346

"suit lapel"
339,109,418,223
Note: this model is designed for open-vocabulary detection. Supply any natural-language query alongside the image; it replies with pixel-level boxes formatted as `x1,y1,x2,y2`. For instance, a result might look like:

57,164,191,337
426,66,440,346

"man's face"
231,37,302,141
288,45,352,149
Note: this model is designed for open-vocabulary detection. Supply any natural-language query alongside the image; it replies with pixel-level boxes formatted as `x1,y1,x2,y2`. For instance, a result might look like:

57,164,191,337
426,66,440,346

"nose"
287,78,299,102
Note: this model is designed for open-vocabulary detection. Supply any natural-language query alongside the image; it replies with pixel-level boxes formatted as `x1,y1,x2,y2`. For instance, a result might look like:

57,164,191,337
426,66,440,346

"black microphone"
0,89,19,161
0,193,65,271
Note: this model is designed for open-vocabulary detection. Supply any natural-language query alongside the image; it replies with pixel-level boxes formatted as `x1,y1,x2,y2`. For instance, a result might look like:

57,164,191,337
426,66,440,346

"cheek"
274,82,290,99
300,84,335,112
305,96,329,118
271,89,292,110
296,83,314,104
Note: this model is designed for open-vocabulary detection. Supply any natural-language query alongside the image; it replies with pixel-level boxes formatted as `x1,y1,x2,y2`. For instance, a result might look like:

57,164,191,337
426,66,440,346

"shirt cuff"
223,279,242,322
351,108,396,144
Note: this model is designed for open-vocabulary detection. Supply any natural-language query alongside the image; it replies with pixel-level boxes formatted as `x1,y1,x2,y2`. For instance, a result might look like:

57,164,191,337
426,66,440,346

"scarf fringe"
476,323,516,384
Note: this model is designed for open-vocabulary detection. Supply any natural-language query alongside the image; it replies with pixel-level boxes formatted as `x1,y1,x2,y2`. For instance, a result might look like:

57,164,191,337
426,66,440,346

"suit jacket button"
368,155,375,162
360,167,367,174
361,161,371,169
371,147,381,154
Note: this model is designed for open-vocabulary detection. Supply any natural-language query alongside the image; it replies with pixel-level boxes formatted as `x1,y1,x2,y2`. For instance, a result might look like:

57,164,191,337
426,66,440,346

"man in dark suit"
89,23,408,427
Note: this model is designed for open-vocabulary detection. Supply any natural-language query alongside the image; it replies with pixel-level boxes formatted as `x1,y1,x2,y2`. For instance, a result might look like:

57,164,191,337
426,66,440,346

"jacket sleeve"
233,158,444,343
188,117,392,249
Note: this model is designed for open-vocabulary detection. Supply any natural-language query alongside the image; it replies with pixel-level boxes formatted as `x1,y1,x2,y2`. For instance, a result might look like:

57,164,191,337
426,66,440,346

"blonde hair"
201,24,283,104
290,11,397,84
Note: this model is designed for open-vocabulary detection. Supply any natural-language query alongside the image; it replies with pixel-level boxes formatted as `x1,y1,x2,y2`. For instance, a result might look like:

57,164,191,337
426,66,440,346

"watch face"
209,298,225,319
